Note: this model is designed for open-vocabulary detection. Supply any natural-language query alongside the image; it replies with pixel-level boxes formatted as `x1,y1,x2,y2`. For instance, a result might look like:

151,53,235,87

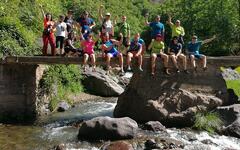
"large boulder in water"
81,67,124,97
78,116,138,141
114,60,230,127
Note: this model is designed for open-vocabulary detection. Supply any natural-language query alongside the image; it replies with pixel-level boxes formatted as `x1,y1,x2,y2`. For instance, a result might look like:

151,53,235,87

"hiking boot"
176,69,180,73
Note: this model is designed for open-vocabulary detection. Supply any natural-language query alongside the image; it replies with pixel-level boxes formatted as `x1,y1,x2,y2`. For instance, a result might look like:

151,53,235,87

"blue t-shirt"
169,42,182,54
129,41,141,52
149,22,165,37
76,17,94,33
104,40,117,53
187,41,202,54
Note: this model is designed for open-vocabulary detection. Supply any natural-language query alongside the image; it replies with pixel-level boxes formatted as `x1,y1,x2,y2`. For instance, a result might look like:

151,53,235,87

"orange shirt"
43,17,54,33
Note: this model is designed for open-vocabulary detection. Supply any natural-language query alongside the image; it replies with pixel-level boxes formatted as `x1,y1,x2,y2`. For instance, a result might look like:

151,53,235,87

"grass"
193,112,223,134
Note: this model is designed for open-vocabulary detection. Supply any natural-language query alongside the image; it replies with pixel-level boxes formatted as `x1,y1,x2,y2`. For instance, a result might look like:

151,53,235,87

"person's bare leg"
127,52,133,70
202,55,207,69
138,54,143,71
106,54,112,71
83,54,89,71
118,53,124,72
190,55,196,68
151,53,157,75
161,53,170,74
179,54,187,70
90,54,96,72
170,55,178,69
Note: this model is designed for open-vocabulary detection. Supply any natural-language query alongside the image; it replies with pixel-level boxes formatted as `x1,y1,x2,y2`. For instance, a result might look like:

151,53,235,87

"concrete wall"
0,64,38,122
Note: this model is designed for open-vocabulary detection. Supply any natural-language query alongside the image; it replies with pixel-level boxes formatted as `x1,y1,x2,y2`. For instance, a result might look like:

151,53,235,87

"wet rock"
144,139,160,150
143,121,166,132
82,67,124,96
201,139,215,145
115,88,223,127
101,141,134,150
216,104,240,126
55,143,65,150
78,116,138,141
57,101,70,112
221,68,240,80
223,117,240,138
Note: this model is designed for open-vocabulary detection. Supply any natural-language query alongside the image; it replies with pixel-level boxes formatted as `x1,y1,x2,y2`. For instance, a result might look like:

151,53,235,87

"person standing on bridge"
101,33,124,74
148,34,170,75
145,15,165,40
187,35,216,71
126,33,143,72
99,5,114,39
54,15,67,55
166,15,185,46
40,5,56,56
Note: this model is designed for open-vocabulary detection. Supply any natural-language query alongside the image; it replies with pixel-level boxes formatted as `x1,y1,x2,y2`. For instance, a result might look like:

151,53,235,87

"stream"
0,98,240,150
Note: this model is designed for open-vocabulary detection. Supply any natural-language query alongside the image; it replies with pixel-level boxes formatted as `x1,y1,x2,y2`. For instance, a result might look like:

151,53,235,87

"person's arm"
202,35,216,44
101,44,113,52
112,33,123,46
145,15,150,26
98,5,104,23
67,39,76,49
89,20,96,29
181,27,185,36
113,16,118,26
127,24,130,39
39,5,45,18
166,15,174,26
148,39,154,50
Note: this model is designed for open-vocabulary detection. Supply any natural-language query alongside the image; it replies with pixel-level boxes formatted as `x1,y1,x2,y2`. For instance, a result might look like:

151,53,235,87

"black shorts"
56,36,65,49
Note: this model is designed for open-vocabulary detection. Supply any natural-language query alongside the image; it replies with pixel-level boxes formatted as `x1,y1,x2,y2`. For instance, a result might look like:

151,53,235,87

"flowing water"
0,98,240,150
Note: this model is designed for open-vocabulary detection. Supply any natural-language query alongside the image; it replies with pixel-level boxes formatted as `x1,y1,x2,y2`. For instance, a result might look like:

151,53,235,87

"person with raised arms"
126,33,143,72
145,15,165,40
54,15,67,55
148,34,170,75
187,35,216,71
168,36,189,73
76,11,96,39
40,5,56,56
166,16,185,45
64,10,74,34
99,5,114,39
101,33,124,74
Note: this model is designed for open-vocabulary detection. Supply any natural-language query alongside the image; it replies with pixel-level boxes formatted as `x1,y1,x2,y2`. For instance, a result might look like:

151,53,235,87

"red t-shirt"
43,17,54,34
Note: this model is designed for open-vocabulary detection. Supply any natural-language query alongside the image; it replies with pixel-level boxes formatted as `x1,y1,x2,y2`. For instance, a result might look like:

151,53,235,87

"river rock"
57,101,70,112
101,141,134,150
114,88,223,127
82,67,124,96
78,116,138,141
143,121,166,132
216,104,240,138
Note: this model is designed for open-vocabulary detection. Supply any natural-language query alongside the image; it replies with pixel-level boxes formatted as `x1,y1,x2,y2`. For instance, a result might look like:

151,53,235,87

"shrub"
193,112,223,134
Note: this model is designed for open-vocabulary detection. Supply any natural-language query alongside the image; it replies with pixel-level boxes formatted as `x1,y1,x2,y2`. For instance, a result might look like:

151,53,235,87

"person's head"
172,36,178,44
176,20,180,27
83,11,89,18
134,33,140,42
155,34,162,41
122,15,127,22
45,13,52,21
59,15,65,22
105,12,111,20
155,15,161,22
67,10,73,17
86,33,93,41
191,35,198,43
102,32,109,42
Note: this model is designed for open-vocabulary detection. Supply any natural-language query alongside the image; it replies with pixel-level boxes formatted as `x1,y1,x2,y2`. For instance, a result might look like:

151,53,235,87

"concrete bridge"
0,56,239,122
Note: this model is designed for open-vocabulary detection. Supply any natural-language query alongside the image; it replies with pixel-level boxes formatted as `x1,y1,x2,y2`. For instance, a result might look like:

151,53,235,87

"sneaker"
127,66,132,71
176,69,180,73
139,67,143,72
184,69,190,74
165,68,171,75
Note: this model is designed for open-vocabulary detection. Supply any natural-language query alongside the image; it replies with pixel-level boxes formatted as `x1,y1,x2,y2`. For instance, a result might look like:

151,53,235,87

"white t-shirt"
102,20,113,34
56,22,67,37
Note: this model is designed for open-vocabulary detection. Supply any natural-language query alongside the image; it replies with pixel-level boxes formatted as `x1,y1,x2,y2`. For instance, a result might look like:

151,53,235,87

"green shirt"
170,24,185,37
116,22,130,37
151,40,165,53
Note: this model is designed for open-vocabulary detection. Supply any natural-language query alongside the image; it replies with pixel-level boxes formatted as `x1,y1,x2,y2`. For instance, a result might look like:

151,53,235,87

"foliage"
40,65,83,111
225,80,240,97
193,112,223,134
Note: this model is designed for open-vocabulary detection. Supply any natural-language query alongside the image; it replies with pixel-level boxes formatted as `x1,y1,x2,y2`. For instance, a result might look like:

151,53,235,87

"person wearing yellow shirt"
148,34,170,75
166,16,185,45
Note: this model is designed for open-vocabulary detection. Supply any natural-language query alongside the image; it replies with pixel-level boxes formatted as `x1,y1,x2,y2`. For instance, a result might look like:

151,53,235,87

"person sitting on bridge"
76,11,96,40
187,35,216,71
166,15,185,46
168,36,189,74
54,15,67,55
64,32,82,57
101,33,124,74
80,32,99,72
148,34,170,75
126,33,143,72
40,5,56,56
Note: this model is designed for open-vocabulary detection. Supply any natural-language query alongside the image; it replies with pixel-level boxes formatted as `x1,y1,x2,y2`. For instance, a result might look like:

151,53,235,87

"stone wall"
0,64,38,122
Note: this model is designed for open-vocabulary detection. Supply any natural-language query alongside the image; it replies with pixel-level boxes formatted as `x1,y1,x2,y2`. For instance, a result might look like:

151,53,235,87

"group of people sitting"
40,5,216,75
